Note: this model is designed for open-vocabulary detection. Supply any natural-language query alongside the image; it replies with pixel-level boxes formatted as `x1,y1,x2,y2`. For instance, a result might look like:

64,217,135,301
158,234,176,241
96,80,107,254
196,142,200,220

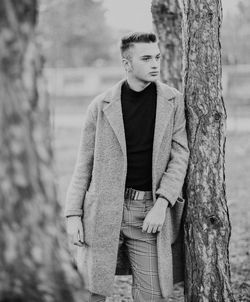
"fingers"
157,225,163,232
142,221,163,233
142,220,149,233
73,241,84,247
66,217,85,247
78,226,84,243
146,224,154,234
152,225,159,233
70,229,84,247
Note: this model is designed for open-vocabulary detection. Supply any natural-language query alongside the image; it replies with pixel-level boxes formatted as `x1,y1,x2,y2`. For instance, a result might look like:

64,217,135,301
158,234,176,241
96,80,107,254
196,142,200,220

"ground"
53,96,250,301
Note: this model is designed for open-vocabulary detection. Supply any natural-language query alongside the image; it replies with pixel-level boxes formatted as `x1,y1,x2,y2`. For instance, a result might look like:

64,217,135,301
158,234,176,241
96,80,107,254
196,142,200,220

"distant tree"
0,0,85,300
151,0,183,90
222,0,250,64
238,0,250,22
38,0,115,67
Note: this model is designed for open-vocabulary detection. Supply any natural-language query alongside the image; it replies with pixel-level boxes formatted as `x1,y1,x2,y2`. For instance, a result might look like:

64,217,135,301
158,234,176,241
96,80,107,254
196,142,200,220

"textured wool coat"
64,79,190,298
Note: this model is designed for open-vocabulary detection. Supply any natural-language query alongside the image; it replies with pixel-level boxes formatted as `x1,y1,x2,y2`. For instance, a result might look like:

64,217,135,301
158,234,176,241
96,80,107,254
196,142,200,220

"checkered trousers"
87,194,168,302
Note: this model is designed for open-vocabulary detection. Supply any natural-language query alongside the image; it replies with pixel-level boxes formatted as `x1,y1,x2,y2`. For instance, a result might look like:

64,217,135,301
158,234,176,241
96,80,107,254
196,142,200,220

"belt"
125,187,153,200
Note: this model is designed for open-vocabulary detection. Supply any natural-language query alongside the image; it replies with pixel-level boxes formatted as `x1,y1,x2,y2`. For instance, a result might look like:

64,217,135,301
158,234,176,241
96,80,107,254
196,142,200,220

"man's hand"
142,197,169,233
66,216,85,247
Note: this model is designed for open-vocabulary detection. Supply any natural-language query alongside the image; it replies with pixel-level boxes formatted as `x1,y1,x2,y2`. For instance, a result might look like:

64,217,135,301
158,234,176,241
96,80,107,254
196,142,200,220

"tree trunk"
151,0,183,90
182,0,235,301
0,1,84,301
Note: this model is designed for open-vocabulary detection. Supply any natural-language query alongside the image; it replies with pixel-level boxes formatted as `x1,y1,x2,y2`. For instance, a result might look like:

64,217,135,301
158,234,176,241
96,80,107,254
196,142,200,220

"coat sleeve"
64,103,96,217
156,91,190,207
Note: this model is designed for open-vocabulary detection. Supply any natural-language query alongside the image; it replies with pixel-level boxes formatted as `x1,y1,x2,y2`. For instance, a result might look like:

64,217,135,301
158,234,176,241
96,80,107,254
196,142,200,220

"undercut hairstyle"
120,32,157,59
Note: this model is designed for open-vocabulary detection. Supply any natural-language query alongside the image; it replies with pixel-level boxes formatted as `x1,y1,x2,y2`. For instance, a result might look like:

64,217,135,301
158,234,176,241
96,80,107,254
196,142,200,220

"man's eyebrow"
140,53,161,58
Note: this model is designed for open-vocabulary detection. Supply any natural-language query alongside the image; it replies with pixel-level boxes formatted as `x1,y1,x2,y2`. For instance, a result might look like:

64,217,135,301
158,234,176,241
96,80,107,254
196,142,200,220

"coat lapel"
103,79,176,169
152,81,175,173
103,80,127,157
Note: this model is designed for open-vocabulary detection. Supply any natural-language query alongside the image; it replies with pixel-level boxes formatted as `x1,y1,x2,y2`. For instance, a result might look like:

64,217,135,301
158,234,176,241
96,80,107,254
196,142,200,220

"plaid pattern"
87,195,168,302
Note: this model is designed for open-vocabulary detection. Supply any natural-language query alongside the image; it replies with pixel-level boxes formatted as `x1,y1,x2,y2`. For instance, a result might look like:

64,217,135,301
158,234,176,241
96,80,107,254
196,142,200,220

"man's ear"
122,58,132,72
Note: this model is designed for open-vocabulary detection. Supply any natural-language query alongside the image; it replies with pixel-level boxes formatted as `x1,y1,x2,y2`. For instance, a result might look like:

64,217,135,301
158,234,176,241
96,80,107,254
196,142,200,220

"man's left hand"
142,197,169,233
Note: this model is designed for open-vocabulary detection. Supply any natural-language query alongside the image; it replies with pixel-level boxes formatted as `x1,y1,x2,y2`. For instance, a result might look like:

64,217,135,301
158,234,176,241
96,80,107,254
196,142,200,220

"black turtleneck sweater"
121,81,157,191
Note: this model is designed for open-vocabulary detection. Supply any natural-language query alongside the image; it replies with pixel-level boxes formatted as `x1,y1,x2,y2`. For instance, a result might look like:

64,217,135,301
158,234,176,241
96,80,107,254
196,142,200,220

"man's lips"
149,71,159,76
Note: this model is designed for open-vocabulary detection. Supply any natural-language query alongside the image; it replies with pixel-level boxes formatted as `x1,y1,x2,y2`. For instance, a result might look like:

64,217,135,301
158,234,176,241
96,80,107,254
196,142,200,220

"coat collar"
102,79,175,167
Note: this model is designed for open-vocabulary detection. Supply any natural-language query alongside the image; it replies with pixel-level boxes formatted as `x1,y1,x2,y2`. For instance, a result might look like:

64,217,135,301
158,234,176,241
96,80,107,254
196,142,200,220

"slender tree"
151,0,183,90
152,0,235,300
0,1,84,301
182,0,235,301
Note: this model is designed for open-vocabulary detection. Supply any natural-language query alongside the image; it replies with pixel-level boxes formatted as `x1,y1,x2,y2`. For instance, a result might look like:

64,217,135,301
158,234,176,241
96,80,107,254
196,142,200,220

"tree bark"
182,0,235,301
151,0,183,90
0,1,84,301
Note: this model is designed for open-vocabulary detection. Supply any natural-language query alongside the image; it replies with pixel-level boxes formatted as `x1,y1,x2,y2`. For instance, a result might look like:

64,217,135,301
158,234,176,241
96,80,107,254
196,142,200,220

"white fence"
44,66,124,97
44,65,250,99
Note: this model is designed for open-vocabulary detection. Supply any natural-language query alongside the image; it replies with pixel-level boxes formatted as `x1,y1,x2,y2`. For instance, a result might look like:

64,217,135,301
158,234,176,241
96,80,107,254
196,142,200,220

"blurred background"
37,0,250,300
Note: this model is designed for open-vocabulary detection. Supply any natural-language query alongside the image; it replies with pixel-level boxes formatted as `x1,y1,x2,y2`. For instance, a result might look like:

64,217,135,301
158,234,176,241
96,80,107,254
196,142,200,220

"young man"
65,32,189,302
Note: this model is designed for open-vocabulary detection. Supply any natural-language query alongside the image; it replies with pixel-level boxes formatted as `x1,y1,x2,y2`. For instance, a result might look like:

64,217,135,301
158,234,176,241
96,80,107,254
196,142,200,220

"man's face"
124,42,161,84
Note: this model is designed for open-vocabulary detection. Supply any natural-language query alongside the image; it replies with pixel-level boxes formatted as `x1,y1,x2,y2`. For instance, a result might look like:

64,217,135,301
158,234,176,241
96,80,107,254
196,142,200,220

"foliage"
222,0,250,64
38,0,115,67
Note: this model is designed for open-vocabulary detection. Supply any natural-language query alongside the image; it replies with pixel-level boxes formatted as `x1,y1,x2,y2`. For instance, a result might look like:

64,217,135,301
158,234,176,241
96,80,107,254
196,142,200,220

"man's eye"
156,56,160,61
142,58,150,61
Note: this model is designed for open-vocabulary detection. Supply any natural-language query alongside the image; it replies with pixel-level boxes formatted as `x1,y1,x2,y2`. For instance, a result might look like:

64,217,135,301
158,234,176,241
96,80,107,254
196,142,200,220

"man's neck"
126,77,151,92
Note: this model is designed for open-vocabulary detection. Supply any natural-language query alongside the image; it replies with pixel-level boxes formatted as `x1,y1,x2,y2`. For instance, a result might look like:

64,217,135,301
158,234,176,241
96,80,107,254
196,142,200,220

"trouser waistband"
124,187,153,200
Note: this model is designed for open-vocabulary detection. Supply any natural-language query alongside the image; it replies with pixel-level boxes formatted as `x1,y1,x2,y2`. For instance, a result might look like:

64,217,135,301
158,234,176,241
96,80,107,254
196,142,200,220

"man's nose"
151,58,159,68
151,64,158,70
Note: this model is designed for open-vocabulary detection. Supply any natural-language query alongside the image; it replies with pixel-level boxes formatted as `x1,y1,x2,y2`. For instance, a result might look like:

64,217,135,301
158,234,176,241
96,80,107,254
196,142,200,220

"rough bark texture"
0,1,84,301
151,0,183,91
182,0,235,301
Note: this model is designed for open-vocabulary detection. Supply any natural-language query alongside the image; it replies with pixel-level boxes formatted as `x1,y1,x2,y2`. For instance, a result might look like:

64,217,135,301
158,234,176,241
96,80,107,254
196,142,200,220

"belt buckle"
125,188,148,200
134,190,139,200
125,188,137,200
134,190,143,200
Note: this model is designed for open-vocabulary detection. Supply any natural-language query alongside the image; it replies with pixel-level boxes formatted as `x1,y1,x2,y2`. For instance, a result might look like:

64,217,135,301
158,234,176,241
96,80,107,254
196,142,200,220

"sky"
104,0,240,31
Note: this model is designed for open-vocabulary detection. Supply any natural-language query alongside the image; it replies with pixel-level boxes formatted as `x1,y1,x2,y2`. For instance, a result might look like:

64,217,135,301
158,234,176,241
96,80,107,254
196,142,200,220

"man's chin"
138,76,159,85
148,74,159,81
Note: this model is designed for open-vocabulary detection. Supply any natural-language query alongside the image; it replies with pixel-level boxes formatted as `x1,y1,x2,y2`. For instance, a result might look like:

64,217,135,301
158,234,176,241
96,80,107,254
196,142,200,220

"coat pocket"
170,196,185,244
83,191,98,247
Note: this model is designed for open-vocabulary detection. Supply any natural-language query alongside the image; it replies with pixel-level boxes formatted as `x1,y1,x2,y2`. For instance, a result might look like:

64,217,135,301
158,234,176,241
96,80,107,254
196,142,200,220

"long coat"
64,79,190,298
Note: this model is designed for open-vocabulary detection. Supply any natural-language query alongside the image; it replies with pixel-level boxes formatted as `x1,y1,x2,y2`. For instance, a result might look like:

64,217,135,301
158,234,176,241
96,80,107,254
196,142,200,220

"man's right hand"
66,216,85,247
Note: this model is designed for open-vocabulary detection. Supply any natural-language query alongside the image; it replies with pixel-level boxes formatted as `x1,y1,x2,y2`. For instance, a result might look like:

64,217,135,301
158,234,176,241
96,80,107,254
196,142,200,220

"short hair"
120,32,157,59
